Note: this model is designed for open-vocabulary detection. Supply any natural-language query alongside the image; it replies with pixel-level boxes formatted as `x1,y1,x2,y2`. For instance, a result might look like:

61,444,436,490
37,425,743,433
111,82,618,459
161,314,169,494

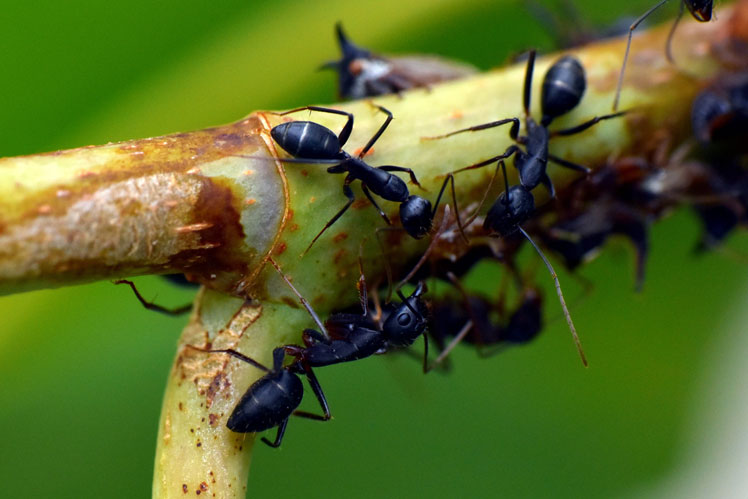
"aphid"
428,50,625,198
612,0,714,111
541,202,649,291
481,160,587,366
428,286,543,368
270,105,459,253
321,22,477,100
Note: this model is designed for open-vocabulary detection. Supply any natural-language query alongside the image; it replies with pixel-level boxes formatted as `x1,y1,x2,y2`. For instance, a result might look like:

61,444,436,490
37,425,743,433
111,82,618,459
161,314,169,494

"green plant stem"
0,5,741,497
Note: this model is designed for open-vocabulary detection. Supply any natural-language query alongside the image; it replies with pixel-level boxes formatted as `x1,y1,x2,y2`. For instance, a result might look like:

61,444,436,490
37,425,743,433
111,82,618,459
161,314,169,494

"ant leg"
356,253,369,316
547,154,590,174
430,174,467,243
397,205,454,289
551,111,627,137
273,106,355,147
539,173,556,198
361,183,393,226
359,105,393,157
423,118,520,141
613,0,671,111
268,258,330,338
421,331,430,373
426,320,474,372
665,0,685,63
377,165,424,190
452,146,520,175
115,279,192,316
303,177,357,255
375,226,402,302
292,366,332,421
518,227,588,367
261,418,289,448
523,50,536,116
185,345,271,373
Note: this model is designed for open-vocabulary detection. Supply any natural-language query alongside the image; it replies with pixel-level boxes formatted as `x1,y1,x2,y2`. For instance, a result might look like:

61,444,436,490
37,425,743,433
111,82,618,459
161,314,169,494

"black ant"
185,344,331,448
269,104,460,253
612,0,714,111
481,160,587,366
188,255,431,447
321,22,476,100
428,50,626,198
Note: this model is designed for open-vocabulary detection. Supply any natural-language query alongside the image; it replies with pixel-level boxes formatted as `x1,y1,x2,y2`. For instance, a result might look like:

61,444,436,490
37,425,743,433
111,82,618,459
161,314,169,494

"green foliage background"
1,1,747,497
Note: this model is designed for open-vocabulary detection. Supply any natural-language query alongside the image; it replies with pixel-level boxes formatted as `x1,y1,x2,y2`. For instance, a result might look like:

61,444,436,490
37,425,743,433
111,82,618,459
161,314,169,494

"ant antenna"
518,227,588,367
268,257,330,339
396,205,452,289
185,344,272,374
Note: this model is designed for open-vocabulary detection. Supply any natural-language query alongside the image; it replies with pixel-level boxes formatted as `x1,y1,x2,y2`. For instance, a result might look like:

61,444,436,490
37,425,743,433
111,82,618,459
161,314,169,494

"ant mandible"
428,50,625,198
269,105,460,254
612,0,714,111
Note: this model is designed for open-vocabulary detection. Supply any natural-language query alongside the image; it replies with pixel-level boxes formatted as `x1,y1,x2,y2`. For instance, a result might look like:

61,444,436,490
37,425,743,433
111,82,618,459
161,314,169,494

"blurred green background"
2,0,747,497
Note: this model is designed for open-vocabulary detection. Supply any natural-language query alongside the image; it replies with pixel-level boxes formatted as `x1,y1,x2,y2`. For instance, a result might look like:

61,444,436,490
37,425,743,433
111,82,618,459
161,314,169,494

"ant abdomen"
226,368,304,433
271,121,342,159
541,55,586,124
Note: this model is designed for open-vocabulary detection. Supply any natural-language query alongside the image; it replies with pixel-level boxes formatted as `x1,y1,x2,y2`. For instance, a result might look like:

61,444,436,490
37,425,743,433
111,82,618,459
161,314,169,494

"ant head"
483,185,535,237
383,283,429,347
400,195,433,239
685,0,713,21
541,55,586,126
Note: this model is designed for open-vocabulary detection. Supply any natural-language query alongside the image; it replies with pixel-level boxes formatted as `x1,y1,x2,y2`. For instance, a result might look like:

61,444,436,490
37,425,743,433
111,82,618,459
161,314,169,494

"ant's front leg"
424,117,521,141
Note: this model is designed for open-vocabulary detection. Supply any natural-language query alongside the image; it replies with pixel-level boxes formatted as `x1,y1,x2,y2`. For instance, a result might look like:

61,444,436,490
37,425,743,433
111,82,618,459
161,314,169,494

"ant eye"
397,313,411,326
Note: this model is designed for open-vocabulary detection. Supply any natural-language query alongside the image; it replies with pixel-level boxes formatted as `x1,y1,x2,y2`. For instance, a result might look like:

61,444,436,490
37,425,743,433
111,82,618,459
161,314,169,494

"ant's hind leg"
115,279,192,316
261,418,289,448
293,367,332,422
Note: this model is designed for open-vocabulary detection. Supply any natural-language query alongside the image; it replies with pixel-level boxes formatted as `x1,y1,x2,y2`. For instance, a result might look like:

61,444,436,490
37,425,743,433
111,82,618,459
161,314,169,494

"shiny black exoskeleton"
187,345,331,448
432,50,624,198
613,0,714,111
691,73,748,146
271,105,455,252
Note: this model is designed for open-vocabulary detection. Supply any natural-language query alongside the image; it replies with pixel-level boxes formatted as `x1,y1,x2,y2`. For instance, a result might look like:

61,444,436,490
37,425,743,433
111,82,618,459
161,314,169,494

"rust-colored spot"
200,483,208,492
289,223,300,232
448,110,464,120
208,413,219,427
352,199,369,210
206,372,226,407
76,170,96,179
309,196,317,203
287,209,294,220
333,232,348,243
333,248,346,264
281,296,298,309
242,169,254,176
274,242,287,255
37,204,52,214
353,146,375,157
245,198,256,206
301,169,309,177
178,402,184,411
183,484,188,494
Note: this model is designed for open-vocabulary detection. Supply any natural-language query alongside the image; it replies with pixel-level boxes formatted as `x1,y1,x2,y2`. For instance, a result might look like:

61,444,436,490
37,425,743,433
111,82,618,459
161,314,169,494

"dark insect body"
321,22,476,100
270,105,459,253
429,50,625,198
428,286,544,368
612,0,714,111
